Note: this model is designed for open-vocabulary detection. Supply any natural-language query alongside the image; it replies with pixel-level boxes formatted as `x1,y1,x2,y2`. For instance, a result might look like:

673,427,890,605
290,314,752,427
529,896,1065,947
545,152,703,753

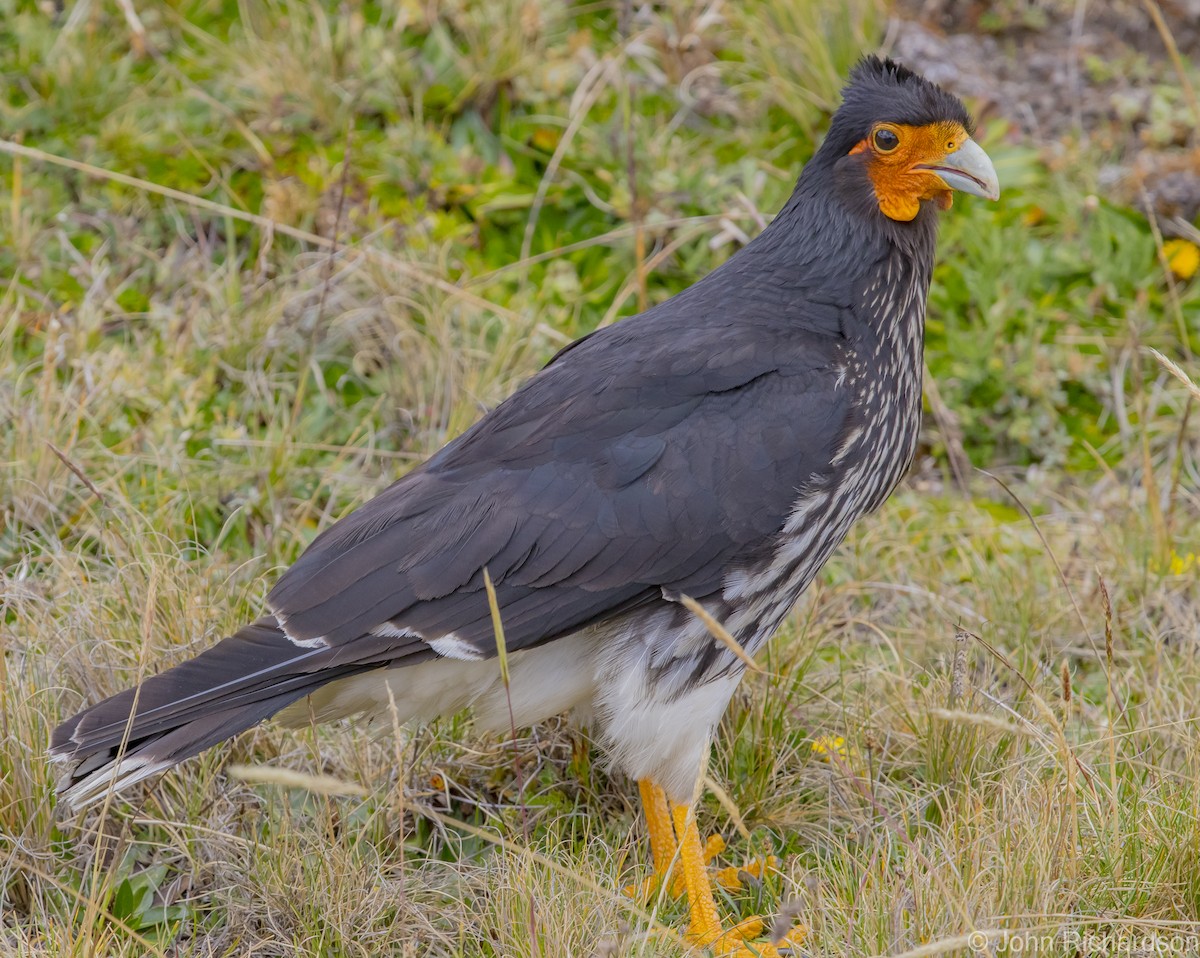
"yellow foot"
633,782,804,956
668,801,808,956
688,916,808,956
713,849,783,891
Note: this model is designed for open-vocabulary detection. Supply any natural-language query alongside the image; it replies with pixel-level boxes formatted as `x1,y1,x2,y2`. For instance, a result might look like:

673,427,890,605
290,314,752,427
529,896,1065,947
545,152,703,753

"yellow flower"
810,735,847,760
1163,239,1200,282
1169,551,1197,576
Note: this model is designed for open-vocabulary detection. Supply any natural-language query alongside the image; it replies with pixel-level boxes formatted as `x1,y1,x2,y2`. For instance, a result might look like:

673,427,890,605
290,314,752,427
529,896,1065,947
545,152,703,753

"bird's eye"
873,128,900,153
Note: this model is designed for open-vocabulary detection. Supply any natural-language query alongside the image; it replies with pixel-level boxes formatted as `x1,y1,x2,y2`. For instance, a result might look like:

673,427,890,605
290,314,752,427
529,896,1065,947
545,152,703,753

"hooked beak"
920,138,1000,201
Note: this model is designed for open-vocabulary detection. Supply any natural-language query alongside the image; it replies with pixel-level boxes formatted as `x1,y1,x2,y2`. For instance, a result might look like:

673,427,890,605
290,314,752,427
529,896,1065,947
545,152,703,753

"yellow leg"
670,802,807,957
671,802,729,943
629,780,736,900
640,779,676,877
627,781,806,954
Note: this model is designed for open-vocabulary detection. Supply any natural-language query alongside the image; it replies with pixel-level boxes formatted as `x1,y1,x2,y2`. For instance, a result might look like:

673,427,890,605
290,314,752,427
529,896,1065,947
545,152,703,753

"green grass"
2,0,1200,955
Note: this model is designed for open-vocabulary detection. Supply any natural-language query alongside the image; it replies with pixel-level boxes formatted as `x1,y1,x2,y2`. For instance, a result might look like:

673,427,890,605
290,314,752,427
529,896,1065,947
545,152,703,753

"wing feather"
268,308,856,660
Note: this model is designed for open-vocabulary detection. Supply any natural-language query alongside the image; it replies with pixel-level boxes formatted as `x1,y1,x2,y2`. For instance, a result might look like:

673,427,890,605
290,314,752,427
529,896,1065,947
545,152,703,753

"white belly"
276,609,746,804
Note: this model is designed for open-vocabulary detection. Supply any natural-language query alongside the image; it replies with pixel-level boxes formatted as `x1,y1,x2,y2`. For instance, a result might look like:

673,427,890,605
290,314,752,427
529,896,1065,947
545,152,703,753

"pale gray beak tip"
934,138,1000,202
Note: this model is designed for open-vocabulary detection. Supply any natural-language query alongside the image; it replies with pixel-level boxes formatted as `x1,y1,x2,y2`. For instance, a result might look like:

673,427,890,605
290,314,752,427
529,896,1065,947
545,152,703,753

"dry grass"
3,1,1200,956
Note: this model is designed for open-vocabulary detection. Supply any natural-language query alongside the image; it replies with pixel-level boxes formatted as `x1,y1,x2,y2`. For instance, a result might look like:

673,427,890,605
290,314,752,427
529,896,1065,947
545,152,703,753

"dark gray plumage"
51,56,998,811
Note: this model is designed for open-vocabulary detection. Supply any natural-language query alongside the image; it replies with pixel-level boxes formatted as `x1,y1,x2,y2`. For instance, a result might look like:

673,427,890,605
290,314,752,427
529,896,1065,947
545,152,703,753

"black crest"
820,55,975,158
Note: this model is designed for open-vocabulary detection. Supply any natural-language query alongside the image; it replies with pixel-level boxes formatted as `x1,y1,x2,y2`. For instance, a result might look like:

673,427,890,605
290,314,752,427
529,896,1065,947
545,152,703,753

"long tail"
49,617,380,810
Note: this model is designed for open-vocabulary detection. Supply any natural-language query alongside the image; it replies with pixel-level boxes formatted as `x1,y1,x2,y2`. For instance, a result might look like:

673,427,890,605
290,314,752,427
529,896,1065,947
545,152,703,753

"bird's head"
822,56,999,223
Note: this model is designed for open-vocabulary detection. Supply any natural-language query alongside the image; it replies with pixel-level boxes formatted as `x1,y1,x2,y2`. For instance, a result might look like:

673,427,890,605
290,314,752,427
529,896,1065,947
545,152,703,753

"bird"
51,56,998,956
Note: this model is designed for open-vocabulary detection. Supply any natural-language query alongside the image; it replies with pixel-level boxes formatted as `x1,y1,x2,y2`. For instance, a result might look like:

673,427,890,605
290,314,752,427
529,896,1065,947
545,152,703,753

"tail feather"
49,616,416,810
53,618,320,754
59,693,311,809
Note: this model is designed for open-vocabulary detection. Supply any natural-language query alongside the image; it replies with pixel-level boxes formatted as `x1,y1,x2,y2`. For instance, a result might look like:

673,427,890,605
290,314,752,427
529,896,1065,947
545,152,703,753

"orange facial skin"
849,121,972,222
